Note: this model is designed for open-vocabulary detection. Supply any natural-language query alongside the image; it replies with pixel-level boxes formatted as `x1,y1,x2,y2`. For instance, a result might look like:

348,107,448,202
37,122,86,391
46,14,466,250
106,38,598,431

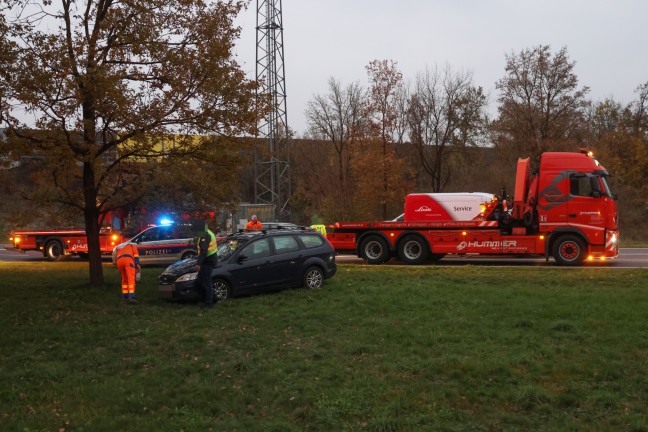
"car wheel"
303,266,324,289
397,234,429,265
553,235,586,266
359,235,390,264
181,251,197,260
213,278,231,302
45,240,64,261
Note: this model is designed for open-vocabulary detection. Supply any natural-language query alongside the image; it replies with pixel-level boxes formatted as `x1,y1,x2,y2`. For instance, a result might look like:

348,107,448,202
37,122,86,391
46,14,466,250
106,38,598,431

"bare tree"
0,0,259,287
305,78,365,216
493,45,590,162
364,59,407,219
407,65,488,192
631,81,648,134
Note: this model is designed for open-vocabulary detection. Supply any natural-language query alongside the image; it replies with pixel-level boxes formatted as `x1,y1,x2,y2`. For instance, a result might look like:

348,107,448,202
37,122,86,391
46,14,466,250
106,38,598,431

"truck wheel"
303,266,324,289
213,278,231,303
553,235,586,266
360,235,390,264
398,235,429,265
45,240,64,261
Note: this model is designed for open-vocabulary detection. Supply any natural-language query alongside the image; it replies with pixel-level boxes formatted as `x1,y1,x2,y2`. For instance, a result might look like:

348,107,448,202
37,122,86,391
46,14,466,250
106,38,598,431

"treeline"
287,46,648,242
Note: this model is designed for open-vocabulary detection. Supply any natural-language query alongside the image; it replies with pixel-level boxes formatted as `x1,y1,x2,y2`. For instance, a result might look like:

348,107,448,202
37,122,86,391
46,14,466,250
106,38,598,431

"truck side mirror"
591,191,601,198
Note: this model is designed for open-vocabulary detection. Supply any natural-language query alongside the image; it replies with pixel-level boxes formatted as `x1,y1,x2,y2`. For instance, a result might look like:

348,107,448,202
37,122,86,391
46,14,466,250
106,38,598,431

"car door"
269,234,304,286
227,238,275,295
132,226,163,264
155,225,196,262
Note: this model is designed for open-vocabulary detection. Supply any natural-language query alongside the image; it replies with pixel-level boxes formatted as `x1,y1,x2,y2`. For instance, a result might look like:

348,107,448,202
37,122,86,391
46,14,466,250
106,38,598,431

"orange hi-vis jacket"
115,244,140,299
245,220,263,230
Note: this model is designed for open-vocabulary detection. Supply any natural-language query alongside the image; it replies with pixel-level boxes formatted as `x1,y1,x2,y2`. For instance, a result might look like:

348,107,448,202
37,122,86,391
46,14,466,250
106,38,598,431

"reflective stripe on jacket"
116,244,140,265
206,229,217,257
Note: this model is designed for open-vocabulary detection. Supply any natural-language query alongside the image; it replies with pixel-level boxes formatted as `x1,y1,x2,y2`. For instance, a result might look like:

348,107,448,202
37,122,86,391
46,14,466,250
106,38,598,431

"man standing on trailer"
245,214,263,230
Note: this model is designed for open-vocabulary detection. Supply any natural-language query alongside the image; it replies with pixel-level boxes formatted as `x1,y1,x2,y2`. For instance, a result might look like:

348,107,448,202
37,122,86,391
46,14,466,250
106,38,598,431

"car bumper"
158,280,202,301
325,263,337,279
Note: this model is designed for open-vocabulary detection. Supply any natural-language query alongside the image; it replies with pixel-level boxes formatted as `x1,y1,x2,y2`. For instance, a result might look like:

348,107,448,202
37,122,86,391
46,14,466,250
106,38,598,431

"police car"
112,223,197,266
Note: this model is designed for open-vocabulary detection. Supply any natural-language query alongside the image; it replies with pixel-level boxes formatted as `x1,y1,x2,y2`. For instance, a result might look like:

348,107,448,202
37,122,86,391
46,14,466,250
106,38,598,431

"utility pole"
255,0,290,220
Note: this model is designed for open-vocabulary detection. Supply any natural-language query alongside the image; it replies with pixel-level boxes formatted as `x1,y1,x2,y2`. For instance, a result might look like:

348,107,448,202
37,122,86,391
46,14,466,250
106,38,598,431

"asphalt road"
336,248,648,268
2,245,647,268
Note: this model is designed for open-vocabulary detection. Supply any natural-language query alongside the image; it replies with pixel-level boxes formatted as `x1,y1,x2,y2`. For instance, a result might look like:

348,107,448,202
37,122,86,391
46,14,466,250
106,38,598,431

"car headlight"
176,272,198,283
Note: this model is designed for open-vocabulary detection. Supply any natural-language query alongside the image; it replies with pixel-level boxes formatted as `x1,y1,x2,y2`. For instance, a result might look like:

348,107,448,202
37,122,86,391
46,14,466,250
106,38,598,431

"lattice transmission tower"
255,0,291,219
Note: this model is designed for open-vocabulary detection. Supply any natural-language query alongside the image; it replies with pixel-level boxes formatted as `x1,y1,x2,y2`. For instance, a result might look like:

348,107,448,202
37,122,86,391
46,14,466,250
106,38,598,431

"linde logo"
457,240,517,251
415,206,432,212
454,206,472,212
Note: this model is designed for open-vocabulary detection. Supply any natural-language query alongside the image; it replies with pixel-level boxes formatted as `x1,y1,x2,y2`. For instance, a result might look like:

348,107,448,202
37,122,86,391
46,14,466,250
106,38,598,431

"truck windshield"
600,175,615,199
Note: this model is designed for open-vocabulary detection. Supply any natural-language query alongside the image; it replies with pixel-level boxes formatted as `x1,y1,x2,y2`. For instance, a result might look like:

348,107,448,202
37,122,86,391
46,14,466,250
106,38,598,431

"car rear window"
272,235,300,254
298,234,324,248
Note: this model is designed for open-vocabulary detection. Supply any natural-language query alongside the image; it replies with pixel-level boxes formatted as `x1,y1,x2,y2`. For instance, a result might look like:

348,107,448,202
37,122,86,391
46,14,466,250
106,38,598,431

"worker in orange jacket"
245,214,263,230
115,243,141,303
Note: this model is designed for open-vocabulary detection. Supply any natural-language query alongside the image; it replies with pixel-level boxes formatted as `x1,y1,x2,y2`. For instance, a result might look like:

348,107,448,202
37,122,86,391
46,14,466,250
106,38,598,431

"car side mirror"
591,191,601,198
237,255,248,264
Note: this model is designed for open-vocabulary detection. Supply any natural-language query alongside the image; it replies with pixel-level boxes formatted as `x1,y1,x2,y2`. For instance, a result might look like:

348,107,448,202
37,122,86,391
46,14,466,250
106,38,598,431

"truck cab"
534,151,619,264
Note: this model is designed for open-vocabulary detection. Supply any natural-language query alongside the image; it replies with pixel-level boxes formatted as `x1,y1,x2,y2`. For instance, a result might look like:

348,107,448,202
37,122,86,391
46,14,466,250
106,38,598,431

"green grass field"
1,261,647,431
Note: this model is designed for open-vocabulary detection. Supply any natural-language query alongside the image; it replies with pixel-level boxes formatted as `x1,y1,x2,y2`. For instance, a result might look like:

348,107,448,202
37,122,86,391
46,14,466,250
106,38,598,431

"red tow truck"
8,216,123,261
326,150,619,266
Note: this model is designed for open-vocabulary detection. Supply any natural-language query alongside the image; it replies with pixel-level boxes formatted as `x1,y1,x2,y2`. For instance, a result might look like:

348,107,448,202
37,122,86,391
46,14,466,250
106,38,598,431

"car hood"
161,257,198,277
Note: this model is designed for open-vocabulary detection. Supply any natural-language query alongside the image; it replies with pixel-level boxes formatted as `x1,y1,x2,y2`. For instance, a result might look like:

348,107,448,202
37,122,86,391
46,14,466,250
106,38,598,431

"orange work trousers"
117,259,137,299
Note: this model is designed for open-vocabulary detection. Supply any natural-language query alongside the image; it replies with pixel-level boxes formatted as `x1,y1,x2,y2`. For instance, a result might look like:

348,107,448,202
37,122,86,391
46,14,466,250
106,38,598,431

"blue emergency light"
158,217,174,226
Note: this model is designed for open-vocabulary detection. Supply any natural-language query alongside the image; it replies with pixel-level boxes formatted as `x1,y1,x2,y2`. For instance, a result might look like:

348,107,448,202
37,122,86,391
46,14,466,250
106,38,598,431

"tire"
303,266,324,289
212,278,231,303
45,240,64,261
359,235,390,264
397,234,429,265
552,235,586,266
181,251,197,260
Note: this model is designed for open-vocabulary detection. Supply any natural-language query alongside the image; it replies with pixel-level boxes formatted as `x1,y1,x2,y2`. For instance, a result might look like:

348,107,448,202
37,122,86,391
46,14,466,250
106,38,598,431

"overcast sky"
233,0,648,136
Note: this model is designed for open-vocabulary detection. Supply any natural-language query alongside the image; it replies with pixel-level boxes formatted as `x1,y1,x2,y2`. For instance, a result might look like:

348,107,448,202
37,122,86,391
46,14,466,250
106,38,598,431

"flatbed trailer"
8,228,122,261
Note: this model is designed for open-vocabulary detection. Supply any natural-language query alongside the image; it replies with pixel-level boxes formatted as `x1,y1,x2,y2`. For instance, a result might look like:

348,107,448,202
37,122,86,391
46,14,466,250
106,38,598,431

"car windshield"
216,237,247,261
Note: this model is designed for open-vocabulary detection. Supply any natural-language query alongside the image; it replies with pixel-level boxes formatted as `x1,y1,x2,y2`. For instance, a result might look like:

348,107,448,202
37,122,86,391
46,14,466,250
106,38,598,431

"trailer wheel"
552,235,586,266
398,235,429,265
360,235,390,264
45,240,64,261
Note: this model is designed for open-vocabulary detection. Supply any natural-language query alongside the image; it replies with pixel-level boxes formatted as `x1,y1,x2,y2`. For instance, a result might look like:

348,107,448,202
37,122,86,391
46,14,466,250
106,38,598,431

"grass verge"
1,262,648,431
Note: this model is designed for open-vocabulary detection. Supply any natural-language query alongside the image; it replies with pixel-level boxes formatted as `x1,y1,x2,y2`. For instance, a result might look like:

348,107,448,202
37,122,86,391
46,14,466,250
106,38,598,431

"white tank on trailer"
404,192,495,222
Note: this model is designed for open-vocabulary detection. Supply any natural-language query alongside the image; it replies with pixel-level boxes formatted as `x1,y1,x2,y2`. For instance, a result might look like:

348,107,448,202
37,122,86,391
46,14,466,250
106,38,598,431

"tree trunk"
83,162,105,287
